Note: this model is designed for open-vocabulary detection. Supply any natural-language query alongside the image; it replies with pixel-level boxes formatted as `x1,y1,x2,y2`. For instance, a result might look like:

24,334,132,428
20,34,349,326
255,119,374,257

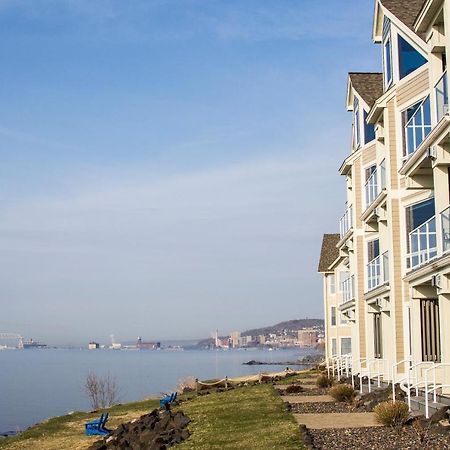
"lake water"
0,347,320,433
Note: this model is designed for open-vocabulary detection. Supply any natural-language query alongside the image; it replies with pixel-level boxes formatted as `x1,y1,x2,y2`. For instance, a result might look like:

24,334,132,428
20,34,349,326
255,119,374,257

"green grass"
0,398,160,450
0,383,306,449
176,384,304,450
275,369,319,385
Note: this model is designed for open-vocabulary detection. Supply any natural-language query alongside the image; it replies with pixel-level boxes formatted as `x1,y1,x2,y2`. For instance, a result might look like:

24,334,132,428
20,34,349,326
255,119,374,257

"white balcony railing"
408,216,437,269
441,205,450,253
435,70,448,123
365,169,379,209
339,205,353,238
405,96,431,156
364,161,386,210
367,251,389,291
341,275,355,304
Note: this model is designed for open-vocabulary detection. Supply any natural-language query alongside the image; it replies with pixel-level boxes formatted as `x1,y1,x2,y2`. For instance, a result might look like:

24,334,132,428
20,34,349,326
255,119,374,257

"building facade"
320,0,450,409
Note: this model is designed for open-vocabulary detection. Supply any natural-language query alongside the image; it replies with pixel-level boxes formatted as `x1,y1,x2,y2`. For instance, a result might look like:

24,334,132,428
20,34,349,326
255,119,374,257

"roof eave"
414,0,443,33
372,0,383,43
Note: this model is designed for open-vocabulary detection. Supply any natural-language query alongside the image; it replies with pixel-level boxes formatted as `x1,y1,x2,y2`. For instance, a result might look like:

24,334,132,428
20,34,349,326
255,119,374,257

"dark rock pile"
354,385,405,411
88,409,191,450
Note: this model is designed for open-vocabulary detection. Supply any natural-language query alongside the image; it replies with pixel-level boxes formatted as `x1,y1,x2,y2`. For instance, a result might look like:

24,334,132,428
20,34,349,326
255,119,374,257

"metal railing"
441,205,450,254
408,216,437,269
366,251,389,291
391,358,412,401
364,168,379,209
405,96,432,156
358,358,388,394
406,362,435,410
339,205,353,238
341,275,355,304
435,70,448,123
425,363,450,418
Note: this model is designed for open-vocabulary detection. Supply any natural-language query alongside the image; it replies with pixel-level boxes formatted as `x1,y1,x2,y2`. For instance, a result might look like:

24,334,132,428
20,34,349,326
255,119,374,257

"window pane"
398,35,427,79
364,111,375,143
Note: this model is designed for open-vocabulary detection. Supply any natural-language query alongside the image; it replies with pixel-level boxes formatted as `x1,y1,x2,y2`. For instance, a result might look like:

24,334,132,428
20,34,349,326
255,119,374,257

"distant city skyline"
0,0,380,345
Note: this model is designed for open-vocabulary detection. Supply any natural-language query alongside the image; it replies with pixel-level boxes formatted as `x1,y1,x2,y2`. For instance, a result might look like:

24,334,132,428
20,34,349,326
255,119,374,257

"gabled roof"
318,234,340,273
348,73,383,109
379,0,427,38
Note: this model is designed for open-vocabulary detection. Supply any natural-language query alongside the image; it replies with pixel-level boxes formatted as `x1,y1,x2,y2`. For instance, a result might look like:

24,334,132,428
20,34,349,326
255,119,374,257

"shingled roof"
349,73,383,108
318,234,340,273
380,0,427,38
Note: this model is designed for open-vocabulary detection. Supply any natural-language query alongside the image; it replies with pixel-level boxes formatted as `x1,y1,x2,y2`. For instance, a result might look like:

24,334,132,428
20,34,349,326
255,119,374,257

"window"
329,274,336,295
354,97,361,149
383,18,393,88
367,239,380,262
340,312,348,325
420,299,441,362
331,306,337,326
341,337,351,355
331,338,337,357
364,111,376,143
398,35,426,79
365,164,376,181
405,199,435,234
403,97,431,156
374,313,382,358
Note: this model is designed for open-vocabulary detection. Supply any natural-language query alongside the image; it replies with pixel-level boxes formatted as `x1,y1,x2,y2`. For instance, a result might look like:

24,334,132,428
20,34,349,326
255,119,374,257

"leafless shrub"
316,374,333,388
374,401,409,427
176,376,197,393
329,384,355,403
84,372,120,410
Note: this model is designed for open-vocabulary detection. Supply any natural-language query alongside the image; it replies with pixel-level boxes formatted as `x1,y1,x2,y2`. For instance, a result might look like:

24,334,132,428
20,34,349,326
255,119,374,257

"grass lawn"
0,399,160,450
0,377,307,449
176,384,304,450
275,369,319,385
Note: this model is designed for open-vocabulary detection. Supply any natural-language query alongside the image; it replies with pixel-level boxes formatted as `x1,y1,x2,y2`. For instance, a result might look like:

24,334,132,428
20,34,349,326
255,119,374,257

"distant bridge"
0,333,23,348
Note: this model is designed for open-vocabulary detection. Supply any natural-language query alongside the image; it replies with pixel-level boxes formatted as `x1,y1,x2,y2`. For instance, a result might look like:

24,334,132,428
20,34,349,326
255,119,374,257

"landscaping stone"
88,409,191,450
290,402,353,414
309,425,450,449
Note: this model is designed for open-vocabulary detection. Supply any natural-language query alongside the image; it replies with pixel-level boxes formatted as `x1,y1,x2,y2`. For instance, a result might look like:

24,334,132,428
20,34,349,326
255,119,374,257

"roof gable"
318,234,340,273
378,0,427,40
348,73,383,110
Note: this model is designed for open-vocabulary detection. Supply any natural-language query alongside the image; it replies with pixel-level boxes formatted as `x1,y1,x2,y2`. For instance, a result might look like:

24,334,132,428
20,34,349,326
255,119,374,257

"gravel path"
309,426,450,449
290,402,352,414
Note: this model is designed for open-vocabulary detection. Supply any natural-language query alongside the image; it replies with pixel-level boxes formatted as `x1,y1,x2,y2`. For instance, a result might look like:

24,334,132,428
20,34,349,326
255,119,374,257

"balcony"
435,71,448,123
341,275,355,304
408,216,437,270
441,205,450,254
405,96,431,157
364,160,386,211
339,205,353,239
367,251,389,292
365,169,379,209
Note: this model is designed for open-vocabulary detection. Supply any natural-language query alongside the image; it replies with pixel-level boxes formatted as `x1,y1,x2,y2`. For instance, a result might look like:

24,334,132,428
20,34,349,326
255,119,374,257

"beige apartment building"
319,0,450,416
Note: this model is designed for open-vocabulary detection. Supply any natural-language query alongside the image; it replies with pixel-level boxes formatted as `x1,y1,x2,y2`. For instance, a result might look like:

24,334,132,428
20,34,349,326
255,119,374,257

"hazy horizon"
0,0,379,345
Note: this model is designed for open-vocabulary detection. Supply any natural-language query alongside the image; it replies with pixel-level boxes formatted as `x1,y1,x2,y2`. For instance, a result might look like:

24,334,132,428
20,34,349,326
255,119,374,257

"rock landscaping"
88,408,191,450
289,401,352,414
308,425,450,449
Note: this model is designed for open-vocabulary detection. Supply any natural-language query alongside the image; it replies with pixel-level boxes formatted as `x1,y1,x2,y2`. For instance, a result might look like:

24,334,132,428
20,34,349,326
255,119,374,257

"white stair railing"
406,362,435,410
424,363,450,418
391,358,412,401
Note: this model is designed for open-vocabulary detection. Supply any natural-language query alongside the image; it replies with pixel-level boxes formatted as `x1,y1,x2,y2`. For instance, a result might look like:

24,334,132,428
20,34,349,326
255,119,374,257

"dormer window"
354,97,361,149
364,111,376,144
383,17,393,88
398,35,426,79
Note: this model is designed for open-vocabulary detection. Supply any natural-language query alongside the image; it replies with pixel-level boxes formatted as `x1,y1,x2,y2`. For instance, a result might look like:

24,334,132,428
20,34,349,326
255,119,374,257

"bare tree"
84,372,120,410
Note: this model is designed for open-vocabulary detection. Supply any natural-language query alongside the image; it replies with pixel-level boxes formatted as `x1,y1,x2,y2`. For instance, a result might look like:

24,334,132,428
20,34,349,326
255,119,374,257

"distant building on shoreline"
88,342,100,350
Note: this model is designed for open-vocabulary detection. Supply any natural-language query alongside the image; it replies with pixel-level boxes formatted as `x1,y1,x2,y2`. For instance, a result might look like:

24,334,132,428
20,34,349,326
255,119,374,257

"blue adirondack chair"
85,412,111,436
160,392,177,408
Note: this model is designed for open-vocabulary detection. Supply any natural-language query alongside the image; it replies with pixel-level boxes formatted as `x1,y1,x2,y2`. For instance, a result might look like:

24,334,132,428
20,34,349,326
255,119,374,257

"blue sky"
0,0,380,344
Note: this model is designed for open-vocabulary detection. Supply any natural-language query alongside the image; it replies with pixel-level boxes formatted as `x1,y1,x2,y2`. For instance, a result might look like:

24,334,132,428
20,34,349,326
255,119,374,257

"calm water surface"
0,347,319,433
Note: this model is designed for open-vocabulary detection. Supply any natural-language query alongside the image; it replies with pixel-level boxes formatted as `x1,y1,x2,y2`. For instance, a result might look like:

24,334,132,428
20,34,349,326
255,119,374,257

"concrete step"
410,395,447,415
